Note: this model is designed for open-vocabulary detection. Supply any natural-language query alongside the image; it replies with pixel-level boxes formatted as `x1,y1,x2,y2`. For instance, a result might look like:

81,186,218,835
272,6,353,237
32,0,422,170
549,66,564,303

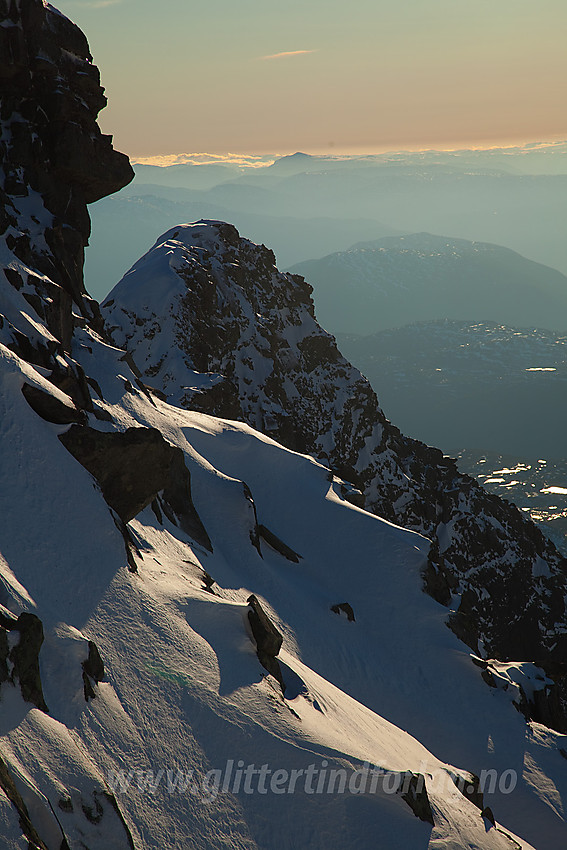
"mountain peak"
104,219,567,684
269,151,316,171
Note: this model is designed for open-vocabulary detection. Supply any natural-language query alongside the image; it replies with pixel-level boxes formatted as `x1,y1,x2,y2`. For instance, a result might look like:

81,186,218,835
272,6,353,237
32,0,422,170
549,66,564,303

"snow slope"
2,324,565,848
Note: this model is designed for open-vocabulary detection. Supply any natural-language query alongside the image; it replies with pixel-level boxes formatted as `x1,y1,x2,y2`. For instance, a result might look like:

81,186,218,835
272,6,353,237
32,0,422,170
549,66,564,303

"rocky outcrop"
0,753,53,850
0,0,133,449
330,603,356,622
0,611,48,712
399,773,435,826
82,640,105,701
59,425,212,551
21,381,86,425
258,524,302,563
247,594,285,693
0,0,133,347
103,221,567,728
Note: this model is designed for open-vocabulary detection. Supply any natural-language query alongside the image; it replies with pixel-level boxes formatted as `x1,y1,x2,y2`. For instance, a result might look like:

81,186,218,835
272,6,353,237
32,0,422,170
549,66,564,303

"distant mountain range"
86,189,399,300
337,319,567,456
85,150,567,302
290,234,567,335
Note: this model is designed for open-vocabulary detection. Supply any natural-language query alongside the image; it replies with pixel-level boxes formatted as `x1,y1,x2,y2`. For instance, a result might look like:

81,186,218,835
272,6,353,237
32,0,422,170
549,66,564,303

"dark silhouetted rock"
9,612,48,712
0,628,9,684
258,524,302,563
59,425,171,521
22,382,86,425
58,425,211,551
0,0,133,353
331,602,356,622
243,483,262,557
247,594,285,693
202,571,215,593
82,640,104,701
399,773,435,825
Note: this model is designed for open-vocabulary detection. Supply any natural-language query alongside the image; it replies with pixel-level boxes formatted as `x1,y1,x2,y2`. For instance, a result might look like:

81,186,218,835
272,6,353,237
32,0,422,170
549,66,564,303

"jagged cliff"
0,0,133,369
103,222,567,726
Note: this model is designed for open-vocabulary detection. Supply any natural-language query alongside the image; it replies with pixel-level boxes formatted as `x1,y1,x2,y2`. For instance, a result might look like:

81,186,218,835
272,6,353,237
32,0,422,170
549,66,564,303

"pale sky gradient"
55,0,567,157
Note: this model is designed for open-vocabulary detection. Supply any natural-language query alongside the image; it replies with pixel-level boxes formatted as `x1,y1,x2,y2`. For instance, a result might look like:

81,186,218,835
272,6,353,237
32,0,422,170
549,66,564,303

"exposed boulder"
258,524,302,563
21,382,86,425
59,425,171,521
247,594,285,693
82,640,105,702
9,612,48,712
330,602,356,622
58,425,211,551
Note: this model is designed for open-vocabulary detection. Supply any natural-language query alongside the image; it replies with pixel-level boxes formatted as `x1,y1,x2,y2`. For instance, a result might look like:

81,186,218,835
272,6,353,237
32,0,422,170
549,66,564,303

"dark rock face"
330,603,356,622
1,612,49,712
60,425,171,521
103,221,567,729
21,381,86,425
0,0,133,360
258,524,302,563
399,773,435,826
82,640,105,701
59,425,212,550
247,594,285,693
450,771,484,811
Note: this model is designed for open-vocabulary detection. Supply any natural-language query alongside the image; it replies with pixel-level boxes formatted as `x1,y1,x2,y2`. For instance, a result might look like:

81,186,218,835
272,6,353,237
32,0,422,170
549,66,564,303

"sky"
55,0,567,159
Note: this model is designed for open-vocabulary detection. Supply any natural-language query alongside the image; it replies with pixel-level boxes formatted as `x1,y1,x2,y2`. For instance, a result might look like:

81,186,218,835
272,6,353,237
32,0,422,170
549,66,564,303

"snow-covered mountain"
2,3,567,848
288,234,567,335
336,320,567,457
102,223,567,683
86,188,397,302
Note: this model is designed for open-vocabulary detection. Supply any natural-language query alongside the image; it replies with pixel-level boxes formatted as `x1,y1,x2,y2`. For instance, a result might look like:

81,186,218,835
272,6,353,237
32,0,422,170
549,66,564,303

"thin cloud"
132,153,277,168
64,0,123,8
259,49,317,61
